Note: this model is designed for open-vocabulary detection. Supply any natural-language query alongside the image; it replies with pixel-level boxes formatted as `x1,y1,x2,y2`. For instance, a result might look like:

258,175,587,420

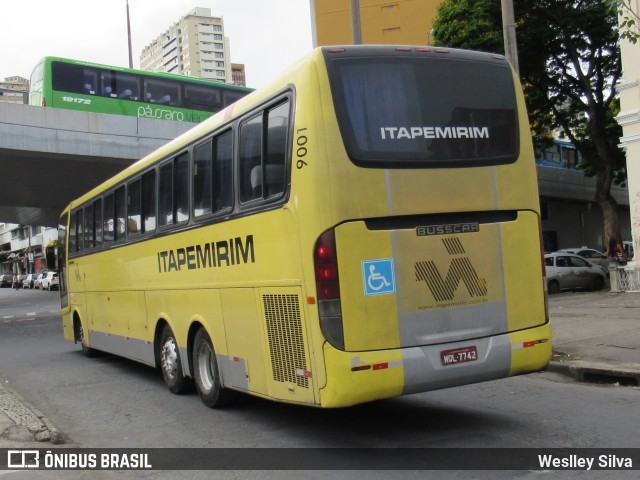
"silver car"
557,248,609,270
545,253,607,294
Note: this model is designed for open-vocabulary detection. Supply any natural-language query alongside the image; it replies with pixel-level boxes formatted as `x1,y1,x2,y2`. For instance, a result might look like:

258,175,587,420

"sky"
0,0,313,89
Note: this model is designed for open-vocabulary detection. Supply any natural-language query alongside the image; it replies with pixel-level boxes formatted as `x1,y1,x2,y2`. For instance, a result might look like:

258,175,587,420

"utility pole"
126,0,134,68
501,0,519,75
350,0,363,45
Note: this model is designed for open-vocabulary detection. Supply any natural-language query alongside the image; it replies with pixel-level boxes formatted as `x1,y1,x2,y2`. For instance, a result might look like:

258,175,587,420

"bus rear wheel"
160,325,193,394
192,328,238,408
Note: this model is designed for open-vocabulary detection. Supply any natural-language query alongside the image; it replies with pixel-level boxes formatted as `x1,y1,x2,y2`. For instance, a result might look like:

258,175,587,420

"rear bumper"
319,321,552,408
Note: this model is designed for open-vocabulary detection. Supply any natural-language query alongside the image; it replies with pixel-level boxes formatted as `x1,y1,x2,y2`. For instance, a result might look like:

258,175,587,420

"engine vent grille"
263,294,308,388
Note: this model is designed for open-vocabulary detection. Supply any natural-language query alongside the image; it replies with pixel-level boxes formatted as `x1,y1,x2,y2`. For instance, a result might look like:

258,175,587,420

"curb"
0,380,65,444
547,360,640,386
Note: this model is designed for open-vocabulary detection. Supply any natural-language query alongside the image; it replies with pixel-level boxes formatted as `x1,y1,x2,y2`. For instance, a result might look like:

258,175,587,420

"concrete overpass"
0,103,195,227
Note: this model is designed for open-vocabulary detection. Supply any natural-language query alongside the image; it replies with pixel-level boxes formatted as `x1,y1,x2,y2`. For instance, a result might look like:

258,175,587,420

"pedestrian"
605,238,627,266
12,273,18,290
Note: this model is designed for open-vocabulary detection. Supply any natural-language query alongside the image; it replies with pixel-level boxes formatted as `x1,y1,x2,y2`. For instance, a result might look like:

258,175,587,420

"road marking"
2,315,14,319
26,312,36,316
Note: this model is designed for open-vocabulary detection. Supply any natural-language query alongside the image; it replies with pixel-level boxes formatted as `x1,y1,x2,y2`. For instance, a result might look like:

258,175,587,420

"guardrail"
610,265,640,292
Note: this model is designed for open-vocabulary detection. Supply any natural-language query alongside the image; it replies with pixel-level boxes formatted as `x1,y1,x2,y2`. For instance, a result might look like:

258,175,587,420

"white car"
40,271,59,291
557,248,609,270
545,253,607,294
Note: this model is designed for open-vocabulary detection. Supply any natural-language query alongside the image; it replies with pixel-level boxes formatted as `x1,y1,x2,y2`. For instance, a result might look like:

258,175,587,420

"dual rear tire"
159,325,237,407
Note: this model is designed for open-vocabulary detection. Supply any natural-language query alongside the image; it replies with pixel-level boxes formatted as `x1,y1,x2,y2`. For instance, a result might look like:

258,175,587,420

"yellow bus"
58,45,551,409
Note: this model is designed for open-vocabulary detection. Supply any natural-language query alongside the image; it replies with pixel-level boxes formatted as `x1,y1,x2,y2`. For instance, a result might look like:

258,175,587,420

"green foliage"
433,0,625,187
606,0,640,44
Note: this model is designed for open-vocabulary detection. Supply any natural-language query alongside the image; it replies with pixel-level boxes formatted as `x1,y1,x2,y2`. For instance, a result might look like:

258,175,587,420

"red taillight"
314,229,344,349
314,230,339,300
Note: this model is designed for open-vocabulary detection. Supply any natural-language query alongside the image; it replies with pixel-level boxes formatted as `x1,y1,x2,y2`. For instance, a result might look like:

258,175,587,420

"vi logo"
415,237,488,302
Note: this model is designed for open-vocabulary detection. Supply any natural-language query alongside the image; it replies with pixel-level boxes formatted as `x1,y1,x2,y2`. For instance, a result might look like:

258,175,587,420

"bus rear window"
325,54,519,167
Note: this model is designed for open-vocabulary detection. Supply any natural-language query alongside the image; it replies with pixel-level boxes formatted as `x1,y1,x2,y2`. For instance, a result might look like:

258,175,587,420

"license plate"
440,346,478,366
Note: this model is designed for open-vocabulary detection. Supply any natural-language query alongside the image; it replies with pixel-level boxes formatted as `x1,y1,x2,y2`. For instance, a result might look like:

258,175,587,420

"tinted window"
144,78,180,106
194,140,213,217
128,179,142,235
175,153,190,223
101,71,140,100
84,203,94,248
184,84,222,110
114,186,126,240
52,62,99,95
239,115,262,203
69,211,77,253
104,193,115,242
159,162,174,227
325,53,518,167
159,154,189,226
94,198,103,247
142,171,156,232
214,131,233,211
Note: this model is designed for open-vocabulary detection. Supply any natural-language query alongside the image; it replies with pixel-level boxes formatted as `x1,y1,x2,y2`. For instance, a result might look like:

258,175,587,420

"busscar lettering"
157,235,255,273
380,126,490,140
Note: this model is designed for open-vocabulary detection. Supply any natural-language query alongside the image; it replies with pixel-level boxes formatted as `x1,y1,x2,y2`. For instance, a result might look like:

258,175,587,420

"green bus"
29,57,253,123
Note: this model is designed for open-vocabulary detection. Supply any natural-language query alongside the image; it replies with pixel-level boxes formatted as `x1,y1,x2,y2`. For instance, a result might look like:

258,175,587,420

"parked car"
34,273,47,290
22,273,36,289
545,252,607,294
40,271,59,291
1,272,13,288
557,248,609,270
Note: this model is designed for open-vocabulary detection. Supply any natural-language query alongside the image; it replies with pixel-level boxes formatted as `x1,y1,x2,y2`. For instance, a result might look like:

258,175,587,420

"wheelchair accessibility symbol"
362,258,396,296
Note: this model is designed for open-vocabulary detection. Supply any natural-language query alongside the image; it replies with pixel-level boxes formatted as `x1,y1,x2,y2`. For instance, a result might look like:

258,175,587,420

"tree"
433,0,626,246
607,0,640,44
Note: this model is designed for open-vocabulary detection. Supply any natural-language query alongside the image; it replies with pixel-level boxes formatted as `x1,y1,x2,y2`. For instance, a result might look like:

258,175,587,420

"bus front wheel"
75,316,96,358
192,328,238,408
160,325,193,394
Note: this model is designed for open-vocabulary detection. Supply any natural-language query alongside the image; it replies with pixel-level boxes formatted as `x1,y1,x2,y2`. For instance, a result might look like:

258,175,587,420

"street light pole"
126,0,134,69
501,0,519,75
350,0,363,45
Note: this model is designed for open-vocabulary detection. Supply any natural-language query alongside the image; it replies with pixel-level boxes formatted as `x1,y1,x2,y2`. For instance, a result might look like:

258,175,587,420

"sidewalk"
1,290,638,447
547,290,640,385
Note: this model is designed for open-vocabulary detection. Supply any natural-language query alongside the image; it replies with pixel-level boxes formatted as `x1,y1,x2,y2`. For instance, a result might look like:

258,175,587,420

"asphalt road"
0,288,639,479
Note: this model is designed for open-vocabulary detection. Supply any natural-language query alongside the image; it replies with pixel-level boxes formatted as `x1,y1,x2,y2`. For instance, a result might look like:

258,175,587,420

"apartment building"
140,7,232,83
0,76,28,104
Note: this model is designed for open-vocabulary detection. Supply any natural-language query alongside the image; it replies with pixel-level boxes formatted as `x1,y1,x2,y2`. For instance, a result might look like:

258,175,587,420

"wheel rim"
78,323,85,344
161,337,179,381
197,342,215,392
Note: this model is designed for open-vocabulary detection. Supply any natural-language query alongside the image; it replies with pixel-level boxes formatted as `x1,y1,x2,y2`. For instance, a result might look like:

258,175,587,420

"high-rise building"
140,7,232,83
309,0,439,47
231,63,246,87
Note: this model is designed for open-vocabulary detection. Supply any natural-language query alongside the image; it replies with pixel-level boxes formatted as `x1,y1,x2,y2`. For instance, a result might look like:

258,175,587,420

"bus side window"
128,178,142,235
84,203,94,248
94,198,103,247
159,162,174,227
239,115,263,202
175,153,190,223
240,100,290,203
264,101,289,197
114,186,126,241
69,211,77,253
103,193,115,243
214,131,233,211
76,209,84,252
142,170,157,232
193,140,213,217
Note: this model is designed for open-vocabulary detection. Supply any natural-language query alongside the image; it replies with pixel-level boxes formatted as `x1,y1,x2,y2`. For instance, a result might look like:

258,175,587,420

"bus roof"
34,56,252,92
